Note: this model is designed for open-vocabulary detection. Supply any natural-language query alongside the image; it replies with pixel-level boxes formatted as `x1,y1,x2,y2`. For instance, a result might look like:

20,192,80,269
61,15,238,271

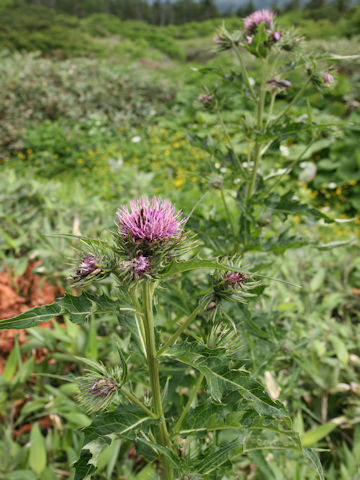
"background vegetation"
0,2,359,479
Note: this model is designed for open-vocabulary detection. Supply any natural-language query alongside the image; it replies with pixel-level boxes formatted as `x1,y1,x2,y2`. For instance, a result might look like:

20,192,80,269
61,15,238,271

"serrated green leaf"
0,292,128,330
0,303,61,330
167,344,288,418
83,405,159,444
57,293,93,325
266,192,333,223
73,449,96,480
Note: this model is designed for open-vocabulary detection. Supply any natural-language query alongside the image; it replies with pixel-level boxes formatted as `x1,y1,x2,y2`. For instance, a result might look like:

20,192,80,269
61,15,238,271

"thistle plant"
194,9,346,255
0,10,345,479
0,194,323,479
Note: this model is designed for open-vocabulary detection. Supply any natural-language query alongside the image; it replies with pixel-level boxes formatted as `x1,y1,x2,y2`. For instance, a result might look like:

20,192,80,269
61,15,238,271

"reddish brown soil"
0,260,63,373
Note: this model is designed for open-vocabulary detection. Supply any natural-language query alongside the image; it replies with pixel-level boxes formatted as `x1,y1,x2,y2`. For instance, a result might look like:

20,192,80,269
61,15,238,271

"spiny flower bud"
73,255,103,284
267,78,292,92
224,272,247,287
323,73,334,85
273,31,281,42
77,372,119,414
121,255,151,280
208,175,224,190
198,93,215,109
213,27,242,51
213,34,223,45
207,259,262,307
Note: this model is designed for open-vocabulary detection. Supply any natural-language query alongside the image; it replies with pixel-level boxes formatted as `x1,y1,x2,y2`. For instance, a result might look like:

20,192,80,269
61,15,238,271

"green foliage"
0,8,359,480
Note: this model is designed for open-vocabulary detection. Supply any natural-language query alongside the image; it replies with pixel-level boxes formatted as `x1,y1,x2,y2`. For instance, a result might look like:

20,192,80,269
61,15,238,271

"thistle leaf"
0,292,130,330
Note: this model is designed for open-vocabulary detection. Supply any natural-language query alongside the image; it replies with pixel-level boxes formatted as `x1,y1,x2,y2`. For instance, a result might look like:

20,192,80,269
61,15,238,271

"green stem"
272,77,312,126
157,305,201,357
220,188,237,238
172,374,204,434
245,58,267,202
245,143,262,202
129,289,146,357
142,281,173,480
233,47,256,100
265,91,276,129
120,386,156,418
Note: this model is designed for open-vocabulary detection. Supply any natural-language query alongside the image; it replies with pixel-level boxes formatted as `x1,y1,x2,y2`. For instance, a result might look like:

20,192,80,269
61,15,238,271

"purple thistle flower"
116,197,185,244
273,31,281,42
77,256,98,276
198,93,215,108
323,73,334,85
243,9,275,32
224,272,247,287
246,36,253,45
213,34,222,44
132,255,151,273
74,255,103,284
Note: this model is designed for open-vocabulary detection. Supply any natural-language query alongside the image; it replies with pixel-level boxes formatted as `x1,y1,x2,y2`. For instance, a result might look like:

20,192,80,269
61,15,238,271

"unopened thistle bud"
273,31,281,42
267,78,292,92
198,93,215,109
208,175,224,190
213,27,242,51
323,73,334,85
73,255,103,284
207,259,262,307
77,371,120,414
121,255,151,280
224,272,247,287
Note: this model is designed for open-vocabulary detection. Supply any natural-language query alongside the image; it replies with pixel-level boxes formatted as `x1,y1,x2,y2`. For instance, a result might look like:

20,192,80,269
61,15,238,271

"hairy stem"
265,91,276,129
120,386,156,418
233,47,256,100
173,373,204,434
245,58,267,202
142,281,173,480
129,289,147,357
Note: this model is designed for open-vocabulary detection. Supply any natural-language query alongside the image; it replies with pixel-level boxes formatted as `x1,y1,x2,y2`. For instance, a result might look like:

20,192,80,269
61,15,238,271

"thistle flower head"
204,258,262,312
133,255,150,273
273,31,281,42
73,255,103,284
224,272,247,287
120,255,151,281
77,371,120,414
198,93,215,109
78,256,98,275
243,9,275,32
116,197,185,244
323,73,334,85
